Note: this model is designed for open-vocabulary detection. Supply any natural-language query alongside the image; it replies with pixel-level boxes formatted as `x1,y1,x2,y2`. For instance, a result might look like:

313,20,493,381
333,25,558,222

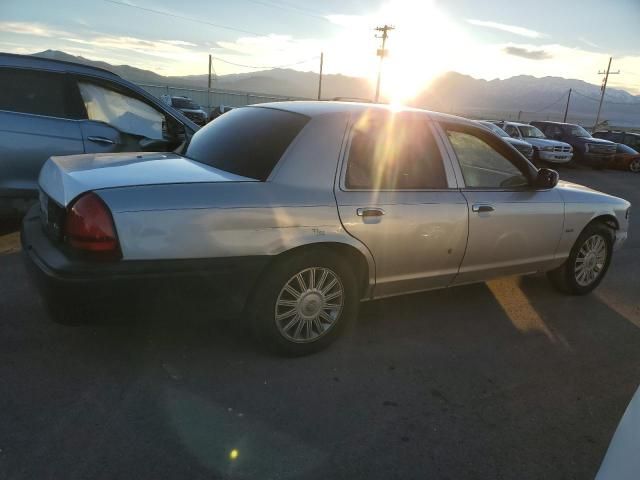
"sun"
372,0,472,104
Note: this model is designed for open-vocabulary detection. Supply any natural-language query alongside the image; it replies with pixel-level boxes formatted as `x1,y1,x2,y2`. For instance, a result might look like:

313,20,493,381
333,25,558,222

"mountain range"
33,50,640,127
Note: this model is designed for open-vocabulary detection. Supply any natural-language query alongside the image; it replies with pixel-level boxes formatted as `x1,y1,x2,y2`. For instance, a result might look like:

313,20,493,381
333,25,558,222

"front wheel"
250,250,359,356
547,223,613,295
629,157,640,173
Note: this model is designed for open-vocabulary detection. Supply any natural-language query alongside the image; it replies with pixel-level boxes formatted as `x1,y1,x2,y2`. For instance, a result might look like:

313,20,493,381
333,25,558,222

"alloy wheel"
574,234,608,287
630,158,640,173
274,267,344,343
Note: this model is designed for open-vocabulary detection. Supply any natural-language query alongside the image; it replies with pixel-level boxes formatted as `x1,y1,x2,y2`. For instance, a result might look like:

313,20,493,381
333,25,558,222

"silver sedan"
22,102,631,355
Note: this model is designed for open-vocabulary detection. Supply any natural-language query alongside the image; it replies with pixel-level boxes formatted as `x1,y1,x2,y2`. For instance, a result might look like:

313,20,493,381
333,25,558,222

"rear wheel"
547,222,613,295
250,250,359,356
629,158,640,173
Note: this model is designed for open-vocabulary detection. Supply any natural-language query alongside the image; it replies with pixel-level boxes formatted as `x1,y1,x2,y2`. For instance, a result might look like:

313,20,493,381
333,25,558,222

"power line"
530,90,569,113
102,0,268,36
240,0,330,22
572,89,640,106
211,55,319,69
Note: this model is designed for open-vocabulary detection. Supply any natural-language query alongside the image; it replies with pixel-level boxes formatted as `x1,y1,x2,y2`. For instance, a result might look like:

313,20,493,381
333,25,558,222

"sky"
2,0,639,101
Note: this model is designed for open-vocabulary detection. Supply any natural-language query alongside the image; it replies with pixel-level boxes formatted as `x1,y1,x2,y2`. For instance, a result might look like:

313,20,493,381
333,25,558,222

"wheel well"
263,243,371,296
588,214,618,231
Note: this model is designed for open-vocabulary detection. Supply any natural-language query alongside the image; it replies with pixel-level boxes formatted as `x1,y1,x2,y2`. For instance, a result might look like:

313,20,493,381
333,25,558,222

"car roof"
502,121,534,127
0,52,122,80
253,101,478,125
531,120,571,126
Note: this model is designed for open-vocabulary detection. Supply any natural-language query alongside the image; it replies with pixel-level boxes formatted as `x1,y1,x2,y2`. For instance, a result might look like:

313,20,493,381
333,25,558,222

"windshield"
172,97,200,109
569,125,591,137
184,106,309,180
518,125,546,138
618,143,638,154
479,121,509,137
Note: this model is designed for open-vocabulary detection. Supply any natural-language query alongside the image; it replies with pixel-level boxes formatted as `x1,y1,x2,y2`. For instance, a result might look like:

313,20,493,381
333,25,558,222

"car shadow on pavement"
3,249,640,480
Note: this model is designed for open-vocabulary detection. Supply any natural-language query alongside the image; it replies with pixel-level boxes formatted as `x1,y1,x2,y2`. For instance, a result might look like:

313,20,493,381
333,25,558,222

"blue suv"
0,53,199,218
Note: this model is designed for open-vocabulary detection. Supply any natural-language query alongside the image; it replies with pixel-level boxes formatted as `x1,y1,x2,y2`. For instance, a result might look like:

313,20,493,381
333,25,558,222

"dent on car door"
438,123,564,285
334,111,468,298
74,78,180,153
0,68,84,197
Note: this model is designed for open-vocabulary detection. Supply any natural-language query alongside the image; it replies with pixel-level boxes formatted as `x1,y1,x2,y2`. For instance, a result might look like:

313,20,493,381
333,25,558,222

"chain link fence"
137,83,309,114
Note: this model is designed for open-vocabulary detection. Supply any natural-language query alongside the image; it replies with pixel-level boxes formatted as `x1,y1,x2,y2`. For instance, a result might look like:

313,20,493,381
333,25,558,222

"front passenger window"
446,130,528,188
78,82,165,140
345,114,447,190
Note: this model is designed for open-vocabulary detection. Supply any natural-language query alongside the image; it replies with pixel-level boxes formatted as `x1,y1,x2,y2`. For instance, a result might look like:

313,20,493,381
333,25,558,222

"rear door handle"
357,207,385,217
87,136,115,145
472,204,494,213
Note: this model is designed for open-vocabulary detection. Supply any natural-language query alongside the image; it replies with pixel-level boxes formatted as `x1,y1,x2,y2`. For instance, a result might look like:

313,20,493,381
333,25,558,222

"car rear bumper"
21,205,268,316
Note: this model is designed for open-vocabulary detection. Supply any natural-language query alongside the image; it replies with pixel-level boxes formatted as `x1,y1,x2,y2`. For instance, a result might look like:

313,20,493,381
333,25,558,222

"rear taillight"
64,192,120,256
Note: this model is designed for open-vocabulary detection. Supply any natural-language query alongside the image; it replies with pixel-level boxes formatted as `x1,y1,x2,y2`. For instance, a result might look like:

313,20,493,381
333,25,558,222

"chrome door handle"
357,207,385,217
87,136,115,145
472,204,494,213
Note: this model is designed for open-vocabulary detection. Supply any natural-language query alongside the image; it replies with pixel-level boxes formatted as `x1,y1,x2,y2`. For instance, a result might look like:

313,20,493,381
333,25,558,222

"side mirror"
534,167,559,189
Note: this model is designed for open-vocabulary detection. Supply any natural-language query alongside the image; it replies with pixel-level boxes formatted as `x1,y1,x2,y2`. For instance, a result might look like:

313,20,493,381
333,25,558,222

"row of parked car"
477,119,640,172
161,94,235,126
1,52,638,219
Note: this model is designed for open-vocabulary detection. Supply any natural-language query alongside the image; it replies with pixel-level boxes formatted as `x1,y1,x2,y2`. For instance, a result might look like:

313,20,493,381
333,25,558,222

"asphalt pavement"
1,166,639,480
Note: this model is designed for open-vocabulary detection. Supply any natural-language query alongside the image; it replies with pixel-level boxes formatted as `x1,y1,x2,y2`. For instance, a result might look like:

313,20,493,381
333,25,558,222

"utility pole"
317,52,324,100
208,54,212,114
563,88,572,122
374,24,394,103
593,57,620,132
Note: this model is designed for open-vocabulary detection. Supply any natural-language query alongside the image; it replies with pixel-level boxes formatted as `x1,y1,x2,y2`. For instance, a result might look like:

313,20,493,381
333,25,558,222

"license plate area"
39,191,65,241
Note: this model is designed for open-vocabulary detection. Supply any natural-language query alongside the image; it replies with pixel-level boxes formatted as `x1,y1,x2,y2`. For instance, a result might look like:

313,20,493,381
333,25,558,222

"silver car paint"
40,152,254,206
38,102,631,301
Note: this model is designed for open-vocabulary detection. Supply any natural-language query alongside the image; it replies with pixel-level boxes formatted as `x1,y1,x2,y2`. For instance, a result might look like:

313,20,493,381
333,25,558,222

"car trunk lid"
39,152,255,207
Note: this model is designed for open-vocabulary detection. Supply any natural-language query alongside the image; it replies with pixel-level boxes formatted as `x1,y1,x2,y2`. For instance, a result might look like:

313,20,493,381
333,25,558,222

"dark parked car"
593,130,640,152
161,95,208,126
477,121,534,161
608,143,640,173
530,121,616,169
208,104,235,123
0,53,199,218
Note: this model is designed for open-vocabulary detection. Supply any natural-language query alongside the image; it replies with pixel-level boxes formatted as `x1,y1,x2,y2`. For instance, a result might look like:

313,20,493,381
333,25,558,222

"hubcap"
574,234,607,287
274,267,344,343
630,159,640,173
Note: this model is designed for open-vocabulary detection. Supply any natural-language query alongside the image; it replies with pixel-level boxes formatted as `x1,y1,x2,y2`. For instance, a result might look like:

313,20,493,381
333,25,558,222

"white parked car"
496,121,573,164
22,102,631,355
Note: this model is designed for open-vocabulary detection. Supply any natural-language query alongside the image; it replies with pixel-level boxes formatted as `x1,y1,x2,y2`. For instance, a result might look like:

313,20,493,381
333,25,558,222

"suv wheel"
250,250,359,356
547,222,613,295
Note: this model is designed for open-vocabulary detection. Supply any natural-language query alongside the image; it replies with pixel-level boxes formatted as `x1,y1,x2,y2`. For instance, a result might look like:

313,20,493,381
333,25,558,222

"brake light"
64,192,120,256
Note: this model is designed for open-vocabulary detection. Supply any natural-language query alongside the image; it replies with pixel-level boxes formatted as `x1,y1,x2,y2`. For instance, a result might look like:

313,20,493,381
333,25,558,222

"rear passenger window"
185,106,309,181
345,113,447,190
0,68,74,118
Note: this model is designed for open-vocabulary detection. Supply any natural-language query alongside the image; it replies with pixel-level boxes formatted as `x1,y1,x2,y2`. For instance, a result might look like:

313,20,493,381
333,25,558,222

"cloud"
503,46,552,60
466,19,547,39
162,40,198,47
0,21,69,37
578,37,599,49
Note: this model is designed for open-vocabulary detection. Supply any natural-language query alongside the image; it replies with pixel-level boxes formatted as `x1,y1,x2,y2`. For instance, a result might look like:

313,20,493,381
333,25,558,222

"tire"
629,158,640,173
249,249,360,356
547,222,613,295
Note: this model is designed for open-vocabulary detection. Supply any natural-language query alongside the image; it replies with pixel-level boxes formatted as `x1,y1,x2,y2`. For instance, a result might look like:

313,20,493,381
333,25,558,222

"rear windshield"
172,97,199,109
184,107,309,180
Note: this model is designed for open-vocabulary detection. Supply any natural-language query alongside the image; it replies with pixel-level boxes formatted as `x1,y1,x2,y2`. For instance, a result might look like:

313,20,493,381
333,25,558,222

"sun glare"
371,0,470,104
